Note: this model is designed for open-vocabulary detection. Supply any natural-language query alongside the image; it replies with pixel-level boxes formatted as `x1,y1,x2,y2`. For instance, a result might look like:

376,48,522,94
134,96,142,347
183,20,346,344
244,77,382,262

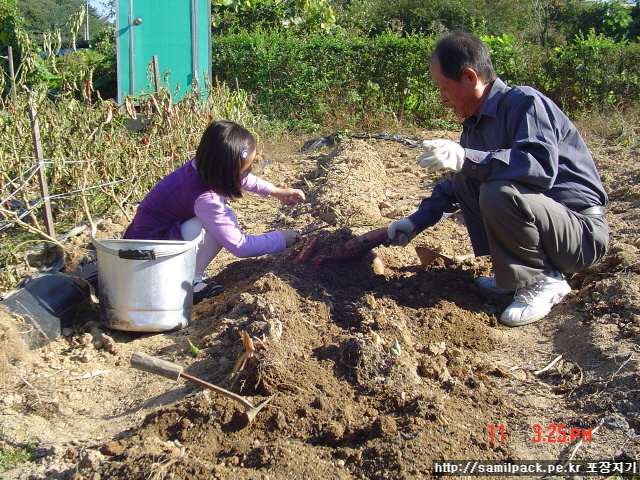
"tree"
16,0,106,45
0,0,22,50
211,0,336,34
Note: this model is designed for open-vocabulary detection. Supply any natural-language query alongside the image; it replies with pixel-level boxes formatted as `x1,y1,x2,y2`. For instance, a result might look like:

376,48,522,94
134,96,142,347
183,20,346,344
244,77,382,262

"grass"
574,104,640,148
0,441,36,471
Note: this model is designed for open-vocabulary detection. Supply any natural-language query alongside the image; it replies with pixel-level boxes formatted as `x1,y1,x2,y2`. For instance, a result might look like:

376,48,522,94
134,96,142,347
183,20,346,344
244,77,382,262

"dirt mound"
0,135,638,480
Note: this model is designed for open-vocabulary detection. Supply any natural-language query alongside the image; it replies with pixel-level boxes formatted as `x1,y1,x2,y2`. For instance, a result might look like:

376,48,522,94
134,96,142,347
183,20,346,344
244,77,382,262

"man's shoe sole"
500,310,549,327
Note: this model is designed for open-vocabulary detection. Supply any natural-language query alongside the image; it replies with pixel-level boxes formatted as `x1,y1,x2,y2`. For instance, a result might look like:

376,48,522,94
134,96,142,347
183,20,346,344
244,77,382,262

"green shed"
115,0,211,102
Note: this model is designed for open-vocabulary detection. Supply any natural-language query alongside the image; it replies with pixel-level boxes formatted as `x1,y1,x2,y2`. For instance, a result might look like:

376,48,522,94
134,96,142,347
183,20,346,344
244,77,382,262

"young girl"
123,120,305,303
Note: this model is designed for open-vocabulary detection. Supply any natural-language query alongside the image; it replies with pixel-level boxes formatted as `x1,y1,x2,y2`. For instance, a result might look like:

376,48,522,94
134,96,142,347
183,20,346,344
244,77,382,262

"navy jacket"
408,78,608,231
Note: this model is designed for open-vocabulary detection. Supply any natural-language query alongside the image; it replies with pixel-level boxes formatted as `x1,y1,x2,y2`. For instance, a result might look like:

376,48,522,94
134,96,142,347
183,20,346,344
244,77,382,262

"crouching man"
388,31,609,327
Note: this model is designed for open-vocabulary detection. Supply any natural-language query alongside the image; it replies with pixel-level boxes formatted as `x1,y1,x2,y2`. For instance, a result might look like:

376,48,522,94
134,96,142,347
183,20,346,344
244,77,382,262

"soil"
1,131,639,480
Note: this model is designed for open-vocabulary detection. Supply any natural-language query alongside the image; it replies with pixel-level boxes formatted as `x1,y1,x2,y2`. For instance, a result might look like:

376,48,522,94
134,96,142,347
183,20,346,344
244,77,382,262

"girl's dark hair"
195,120,256,198
431,30,496,83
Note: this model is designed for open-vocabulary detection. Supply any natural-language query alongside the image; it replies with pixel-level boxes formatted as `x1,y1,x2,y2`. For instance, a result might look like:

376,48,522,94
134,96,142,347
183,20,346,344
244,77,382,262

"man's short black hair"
431,30,497,83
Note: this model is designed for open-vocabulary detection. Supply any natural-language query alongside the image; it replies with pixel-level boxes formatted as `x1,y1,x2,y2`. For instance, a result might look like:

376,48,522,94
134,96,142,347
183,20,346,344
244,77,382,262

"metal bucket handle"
90,226,203,260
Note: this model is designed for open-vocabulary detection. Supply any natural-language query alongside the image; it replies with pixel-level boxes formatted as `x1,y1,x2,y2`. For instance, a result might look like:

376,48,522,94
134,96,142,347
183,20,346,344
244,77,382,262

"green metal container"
116,0,211,102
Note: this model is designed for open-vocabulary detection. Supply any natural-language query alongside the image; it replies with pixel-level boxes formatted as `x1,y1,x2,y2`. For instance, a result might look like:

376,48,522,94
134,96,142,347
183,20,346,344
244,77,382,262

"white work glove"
417,139,465,173
387,218,416,247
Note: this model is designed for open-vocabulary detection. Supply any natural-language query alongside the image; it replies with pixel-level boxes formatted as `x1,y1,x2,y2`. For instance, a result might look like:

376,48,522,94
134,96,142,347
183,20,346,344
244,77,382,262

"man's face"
429,56,482,120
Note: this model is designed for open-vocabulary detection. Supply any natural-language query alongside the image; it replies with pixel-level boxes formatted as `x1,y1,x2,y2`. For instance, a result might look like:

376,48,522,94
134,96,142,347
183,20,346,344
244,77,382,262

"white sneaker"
500,271,571,327
475,276,515,295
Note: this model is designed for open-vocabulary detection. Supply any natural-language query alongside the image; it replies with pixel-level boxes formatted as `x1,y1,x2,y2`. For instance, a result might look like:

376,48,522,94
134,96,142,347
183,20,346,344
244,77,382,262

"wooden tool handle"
130,352,183,381
179,372,254,409
130,352,255,412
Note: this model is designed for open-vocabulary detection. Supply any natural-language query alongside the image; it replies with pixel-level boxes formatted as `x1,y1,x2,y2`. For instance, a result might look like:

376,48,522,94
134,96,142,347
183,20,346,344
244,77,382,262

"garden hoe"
130,351,274,424
415,245,454,267
414,246,474,267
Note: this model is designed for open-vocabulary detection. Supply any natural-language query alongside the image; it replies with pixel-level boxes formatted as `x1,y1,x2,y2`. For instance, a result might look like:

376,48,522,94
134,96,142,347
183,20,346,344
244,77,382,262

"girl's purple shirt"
123,159,285,257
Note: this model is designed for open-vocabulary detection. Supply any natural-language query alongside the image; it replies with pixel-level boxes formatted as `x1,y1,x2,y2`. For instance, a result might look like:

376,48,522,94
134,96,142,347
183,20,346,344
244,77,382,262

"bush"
211,30,451,129
546,31,640,111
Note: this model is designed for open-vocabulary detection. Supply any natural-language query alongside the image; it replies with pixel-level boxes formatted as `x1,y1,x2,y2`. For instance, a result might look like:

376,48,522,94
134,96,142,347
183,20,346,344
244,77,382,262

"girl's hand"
282,230,302,247
271,188,306,205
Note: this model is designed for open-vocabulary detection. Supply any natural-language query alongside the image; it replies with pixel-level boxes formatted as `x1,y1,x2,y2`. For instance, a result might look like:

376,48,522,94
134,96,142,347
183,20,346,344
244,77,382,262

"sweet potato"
293,235,319,265
366,250,385,275
313,227,389,265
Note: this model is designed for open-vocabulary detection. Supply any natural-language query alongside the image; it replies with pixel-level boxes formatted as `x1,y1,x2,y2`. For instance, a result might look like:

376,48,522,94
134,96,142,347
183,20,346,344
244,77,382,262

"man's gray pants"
452,175,609,290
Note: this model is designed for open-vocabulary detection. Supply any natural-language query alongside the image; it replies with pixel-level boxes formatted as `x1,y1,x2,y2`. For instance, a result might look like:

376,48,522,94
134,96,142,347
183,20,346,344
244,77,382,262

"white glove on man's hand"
387,217,416,247
417,139,465,173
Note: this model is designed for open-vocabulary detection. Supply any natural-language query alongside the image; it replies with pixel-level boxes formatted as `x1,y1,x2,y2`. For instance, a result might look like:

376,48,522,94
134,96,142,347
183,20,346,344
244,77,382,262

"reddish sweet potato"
293,235,319,265
366,250,385,275
313,227,389,265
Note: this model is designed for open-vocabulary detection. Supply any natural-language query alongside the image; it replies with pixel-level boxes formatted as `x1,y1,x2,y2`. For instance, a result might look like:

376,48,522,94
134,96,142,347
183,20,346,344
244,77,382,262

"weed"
0,441,36,471
0,78,262,294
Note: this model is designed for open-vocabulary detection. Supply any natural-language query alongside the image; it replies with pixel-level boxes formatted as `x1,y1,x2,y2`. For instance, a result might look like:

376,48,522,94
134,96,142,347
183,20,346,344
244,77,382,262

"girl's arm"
195,193,286,258
241,173,274,197
270,187,306,204
242,173,306,204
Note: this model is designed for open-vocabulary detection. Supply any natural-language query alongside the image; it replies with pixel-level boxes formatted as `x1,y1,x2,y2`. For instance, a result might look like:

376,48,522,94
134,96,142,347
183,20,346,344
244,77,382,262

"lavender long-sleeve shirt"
123,159,285,257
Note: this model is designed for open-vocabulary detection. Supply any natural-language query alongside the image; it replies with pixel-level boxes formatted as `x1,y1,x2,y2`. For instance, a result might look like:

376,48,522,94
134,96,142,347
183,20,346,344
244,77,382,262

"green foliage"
336,0,533,38
209,26,640,127
546,30,640,111
1,2,114,101
15,0,105,44
211,30,451,129
337,0,472,36
211,0,336,34
482,34,520,84
560,0,635,43
0,0,22,52
0,441,36,471
88,26,117,99
467,0,531,37
481,33,548,89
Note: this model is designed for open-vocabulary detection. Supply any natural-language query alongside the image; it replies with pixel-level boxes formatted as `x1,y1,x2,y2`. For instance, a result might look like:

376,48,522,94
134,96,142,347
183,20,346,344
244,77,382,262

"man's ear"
461,67,479,87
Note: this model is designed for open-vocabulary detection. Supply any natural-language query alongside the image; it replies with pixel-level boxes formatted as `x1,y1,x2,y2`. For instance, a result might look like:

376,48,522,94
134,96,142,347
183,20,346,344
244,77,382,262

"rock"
323,421,345,445
265,318,283,343
372,415,397,438
64,446,80,462
427,341,446,356
274,411,287,429
418,355,451,382
101,334,117,354
100,440,127,457
78,449,105,470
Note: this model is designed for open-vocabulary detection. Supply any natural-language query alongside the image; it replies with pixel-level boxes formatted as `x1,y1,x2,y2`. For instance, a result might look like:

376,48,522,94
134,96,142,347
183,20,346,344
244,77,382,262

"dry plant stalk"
230,331,266,387
0,205,63,247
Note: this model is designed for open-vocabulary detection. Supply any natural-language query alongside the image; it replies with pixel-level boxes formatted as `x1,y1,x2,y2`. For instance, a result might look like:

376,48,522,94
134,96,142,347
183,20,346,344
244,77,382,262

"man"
387,31,609,327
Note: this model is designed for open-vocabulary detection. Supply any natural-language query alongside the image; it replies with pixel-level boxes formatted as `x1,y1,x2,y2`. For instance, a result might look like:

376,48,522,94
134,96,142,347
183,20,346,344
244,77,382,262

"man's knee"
470,179,516,215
